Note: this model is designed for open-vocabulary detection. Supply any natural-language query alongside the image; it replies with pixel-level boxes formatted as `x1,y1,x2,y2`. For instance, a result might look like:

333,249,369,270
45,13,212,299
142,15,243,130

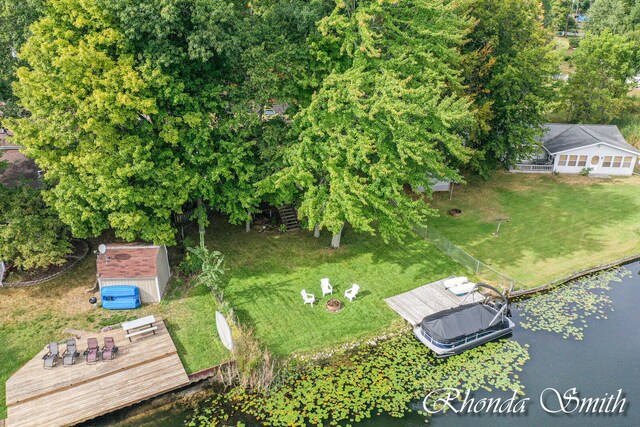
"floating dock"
5,319,190,427
384,279,483,325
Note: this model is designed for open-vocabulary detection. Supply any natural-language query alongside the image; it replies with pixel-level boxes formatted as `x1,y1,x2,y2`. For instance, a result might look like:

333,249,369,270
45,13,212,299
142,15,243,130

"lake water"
91,260,640,426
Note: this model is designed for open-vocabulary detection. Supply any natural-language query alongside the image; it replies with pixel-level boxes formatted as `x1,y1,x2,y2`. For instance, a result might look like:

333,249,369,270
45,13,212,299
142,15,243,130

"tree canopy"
4,0,573,249
461,0,559,176
272,0,473,245
563,30,637,123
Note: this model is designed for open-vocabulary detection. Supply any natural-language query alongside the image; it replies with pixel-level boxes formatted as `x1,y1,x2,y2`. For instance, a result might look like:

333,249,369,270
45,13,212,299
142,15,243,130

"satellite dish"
215,311,234,351
98,244,107,254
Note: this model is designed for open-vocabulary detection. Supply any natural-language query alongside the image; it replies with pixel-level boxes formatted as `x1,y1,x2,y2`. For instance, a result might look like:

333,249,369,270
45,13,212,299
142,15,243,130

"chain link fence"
414,225,519,294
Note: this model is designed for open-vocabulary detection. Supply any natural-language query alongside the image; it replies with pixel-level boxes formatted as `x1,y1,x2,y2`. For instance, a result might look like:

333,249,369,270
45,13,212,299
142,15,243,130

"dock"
5,319,190,427
385,279,483,325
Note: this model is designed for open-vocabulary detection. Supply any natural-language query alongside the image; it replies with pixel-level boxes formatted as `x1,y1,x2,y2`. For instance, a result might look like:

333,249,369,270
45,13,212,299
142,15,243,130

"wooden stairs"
277,205,300,231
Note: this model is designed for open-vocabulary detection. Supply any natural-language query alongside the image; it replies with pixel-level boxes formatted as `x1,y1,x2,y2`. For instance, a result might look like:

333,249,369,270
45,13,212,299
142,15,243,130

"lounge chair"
101,337,118,360
62,338,80,367
42,342,59,369
301,289,316,306
320,278,333,296
84,338,100,364
344,284,360,302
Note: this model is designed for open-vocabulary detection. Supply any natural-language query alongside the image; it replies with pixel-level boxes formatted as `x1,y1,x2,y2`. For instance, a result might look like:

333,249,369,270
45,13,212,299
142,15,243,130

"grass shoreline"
1,173,639,419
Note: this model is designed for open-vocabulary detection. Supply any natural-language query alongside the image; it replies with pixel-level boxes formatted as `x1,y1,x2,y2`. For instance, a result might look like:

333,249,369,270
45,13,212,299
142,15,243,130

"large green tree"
0,0,45,118
462,0,559,176
563,30,637,123
273,0,473,247
11,0,330,244
0,184,72,270
588,0,639,35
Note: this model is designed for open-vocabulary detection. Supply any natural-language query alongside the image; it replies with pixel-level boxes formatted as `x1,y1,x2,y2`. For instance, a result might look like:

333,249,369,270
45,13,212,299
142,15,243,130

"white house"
96,243,171,303
511,124,639,176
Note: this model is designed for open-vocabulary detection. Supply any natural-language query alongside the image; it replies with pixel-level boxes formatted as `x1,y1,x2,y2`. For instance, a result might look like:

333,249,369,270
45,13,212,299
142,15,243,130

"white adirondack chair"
344,284,360,302
301,289,316,306
320,278,333,296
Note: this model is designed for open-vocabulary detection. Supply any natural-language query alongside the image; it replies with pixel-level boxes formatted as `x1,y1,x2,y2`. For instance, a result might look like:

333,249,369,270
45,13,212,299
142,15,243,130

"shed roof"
97,243,161,279
541,124,640,155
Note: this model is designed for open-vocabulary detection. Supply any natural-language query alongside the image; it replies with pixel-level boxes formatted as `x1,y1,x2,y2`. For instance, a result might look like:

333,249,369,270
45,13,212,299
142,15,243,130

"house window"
603,156,612,167
622,156,632,168
558,155,568,166
590,156,600,166
577,155,587,167
612,156,622,167
567,155,578,167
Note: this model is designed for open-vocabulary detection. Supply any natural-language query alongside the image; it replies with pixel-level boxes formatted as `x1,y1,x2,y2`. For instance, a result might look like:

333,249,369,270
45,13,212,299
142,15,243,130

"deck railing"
509,163,554,173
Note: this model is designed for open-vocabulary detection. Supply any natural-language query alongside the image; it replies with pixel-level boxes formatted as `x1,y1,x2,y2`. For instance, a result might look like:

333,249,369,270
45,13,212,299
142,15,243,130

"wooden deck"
384,279,483,326
5,319,190,427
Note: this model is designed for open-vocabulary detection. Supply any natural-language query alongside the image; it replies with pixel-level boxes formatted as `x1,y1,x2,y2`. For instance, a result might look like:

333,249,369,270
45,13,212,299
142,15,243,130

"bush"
0,185,72,269
178,250,202,277
568,37,581,49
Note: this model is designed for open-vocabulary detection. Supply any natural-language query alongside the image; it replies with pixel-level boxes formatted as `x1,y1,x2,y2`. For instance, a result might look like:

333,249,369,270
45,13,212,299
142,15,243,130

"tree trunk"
197,198,205,248
330,225,344,249
245,210,251,233
313,223,321,238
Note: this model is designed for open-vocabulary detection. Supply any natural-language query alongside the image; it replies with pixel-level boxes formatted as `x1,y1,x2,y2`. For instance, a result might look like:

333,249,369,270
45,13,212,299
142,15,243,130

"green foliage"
518,268,631,339
568,37,581,49
588,0,640,35
0,0,45,118
274,0,473,242
579,167,593,176
563,30,637,123
462,0,560,176
189,244,226,294
178,251,203,277
189,333,530,426
0,185,71,269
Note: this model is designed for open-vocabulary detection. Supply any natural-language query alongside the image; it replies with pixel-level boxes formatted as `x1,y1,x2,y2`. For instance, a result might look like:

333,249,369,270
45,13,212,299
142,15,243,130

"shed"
96,244,171,303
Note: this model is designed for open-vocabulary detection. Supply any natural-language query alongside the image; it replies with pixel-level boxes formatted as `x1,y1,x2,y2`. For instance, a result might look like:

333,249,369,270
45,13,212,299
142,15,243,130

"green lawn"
428,172,640,288
2,173,638,418
206,220,460,356
0,225,461,418
0,258,229,419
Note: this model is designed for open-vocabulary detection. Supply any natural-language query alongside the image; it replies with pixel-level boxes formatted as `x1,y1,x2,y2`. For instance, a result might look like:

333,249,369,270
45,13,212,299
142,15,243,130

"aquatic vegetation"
187,333,529,426
517,268,631,340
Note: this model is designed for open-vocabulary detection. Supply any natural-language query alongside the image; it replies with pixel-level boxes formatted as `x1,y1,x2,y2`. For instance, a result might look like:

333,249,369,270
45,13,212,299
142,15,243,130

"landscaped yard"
205,219,461,356
0,257,229,419
0,225,462,418
1,172,638,418
428,172,640,288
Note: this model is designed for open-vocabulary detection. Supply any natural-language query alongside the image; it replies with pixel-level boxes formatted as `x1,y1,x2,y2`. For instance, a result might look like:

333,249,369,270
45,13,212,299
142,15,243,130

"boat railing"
419,325,507,349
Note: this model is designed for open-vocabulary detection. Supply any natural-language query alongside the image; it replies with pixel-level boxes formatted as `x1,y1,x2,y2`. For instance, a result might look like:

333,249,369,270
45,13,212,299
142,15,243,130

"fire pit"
326,298,343,313
449,208,462,217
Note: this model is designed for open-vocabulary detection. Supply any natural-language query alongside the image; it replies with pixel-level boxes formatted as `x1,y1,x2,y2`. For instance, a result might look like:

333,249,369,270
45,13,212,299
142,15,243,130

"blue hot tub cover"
101,285,141,310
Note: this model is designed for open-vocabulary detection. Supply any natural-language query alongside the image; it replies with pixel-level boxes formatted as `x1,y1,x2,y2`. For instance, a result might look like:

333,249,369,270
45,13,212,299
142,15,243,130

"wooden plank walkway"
384,279,483,326
5,319,190,427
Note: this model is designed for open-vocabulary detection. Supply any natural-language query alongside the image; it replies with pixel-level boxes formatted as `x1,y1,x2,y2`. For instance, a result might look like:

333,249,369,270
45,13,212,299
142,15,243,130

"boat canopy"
419,303,509,344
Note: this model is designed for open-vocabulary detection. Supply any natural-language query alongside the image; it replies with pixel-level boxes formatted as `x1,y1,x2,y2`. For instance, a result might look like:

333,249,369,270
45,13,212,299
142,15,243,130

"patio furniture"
62,338,80,367
122,315,157,342
101,337,118,360
320,278,333,296
344,284,360,302
301,289,316,306
84,338,100,364
42,342,59,369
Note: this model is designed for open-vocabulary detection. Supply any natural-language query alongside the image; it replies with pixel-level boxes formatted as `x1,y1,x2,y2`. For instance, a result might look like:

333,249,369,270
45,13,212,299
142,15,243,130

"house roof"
541,124,640,155
96,243,161,279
